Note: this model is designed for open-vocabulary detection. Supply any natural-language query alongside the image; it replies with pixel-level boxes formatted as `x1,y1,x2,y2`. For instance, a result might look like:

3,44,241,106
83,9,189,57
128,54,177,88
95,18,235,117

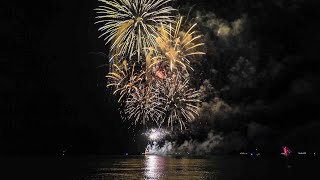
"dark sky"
2,0,320,155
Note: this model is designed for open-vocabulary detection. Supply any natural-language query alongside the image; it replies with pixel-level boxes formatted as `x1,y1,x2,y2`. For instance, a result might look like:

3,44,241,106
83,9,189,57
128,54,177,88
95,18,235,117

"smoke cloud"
144,0,319,155
146,131,223,155
195,11,247,39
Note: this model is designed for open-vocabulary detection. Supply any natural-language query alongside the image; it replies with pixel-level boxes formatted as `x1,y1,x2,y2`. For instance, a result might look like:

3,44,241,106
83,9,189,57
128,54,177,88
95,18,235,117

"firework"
106,60,144,102
160,76,201,130
146,128,168,141
95,1,205,130
124,84,165,125
151,16,205,73
95,0,176,61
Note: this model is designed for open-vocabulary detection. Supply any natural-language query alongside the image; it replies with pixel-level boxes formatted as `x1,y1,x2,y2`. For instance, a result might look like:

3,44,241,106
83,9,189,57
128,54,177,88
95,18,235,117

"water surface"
4,155,318,180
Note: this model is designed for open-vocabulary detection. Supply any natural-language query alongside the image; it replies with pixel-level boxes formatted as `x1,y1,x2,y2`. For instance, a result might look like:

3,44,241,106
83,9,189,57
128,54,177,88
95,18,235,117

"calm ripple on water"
4,155,319,180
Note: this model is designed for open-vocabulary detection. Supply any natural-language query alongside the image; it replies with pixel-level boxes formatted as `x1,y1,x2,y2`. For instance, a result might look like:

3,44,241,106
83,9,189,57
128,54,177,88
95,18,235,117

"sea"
3,155,319,180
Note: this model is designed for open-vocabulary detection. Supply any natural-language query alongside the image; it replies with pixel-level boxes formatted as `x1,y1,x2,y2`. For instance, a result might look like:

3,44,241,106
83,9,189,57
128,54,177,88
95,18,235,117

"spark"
95,0,176,61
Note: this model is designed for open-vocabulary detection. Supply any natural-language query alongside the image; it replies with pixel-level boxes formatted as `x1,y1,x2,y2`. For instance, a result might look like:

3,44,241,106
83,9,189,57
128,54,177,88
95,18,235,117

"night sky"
2,0,320,155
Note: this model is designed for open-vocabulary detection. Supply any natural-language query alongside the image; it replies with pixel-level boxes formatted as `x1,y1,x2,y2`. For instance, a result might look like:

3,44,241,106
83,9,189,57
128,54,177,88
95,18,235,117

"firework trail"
95,0,176,61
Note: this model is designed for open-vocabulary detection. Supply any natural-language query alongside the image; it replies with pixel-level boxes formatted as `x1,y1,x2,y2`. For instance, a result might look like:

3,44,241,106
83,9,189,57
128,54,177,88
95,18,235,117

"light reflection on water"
70,155,312,180
78,155,214,180
144,155,166,179
143,155,212,180
5,155,313,180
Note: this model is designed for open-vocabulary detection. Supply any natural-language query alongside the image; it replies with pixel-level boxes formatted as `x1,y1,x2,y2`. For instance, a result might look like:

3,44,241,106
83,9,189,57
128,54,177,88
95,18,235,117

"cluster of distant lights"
239,147,317,157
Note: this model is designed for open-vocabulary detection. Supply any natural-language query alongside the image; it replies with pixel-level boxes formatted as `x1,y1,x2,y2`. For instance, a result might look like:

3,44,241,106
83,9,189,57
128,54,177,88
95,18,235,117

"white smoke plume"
146,131,223,155
195,11,247,39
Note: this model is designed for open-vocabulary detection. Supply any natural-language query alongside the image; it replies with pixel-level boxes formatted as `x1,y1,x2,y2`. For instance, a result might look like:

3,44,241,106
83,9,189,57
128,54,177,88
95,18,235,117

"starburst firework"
152,16,205,73
106,61,144,102
95,0,176,61
160,76,201,130
124,84,165,125
95,0,205,130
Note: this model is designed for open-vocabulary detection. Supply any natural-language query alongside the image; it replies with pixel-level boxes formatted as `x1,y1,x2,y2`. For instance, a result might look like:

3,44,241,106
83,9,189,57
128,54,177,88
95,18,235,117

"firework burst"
145,128,168,141
160,76,201,130
124,84,165,125
106,60,145,102
95,1,205,130
151,16,205,74
95,0,176,61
